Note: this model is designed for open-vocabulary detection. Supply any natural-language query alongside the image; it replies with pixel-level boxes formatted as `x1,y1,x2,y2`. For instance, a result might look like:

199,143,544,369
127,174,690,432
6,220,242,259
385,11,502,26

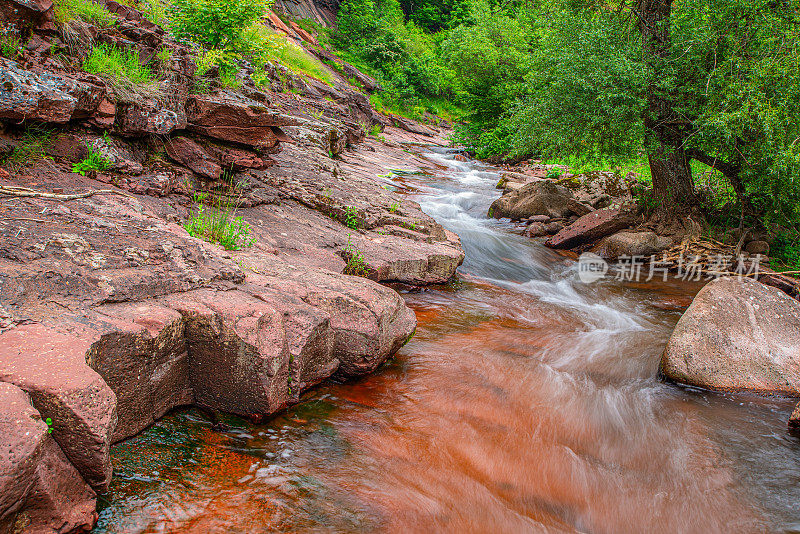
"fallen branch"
1,217,48,223
0,186,134,201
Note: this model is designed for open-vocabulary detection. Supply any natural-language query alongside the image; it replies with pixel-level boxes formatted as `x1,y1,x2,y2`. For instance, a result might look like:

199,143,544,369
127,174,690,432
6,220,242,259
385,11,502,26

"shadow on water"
95,149,800,534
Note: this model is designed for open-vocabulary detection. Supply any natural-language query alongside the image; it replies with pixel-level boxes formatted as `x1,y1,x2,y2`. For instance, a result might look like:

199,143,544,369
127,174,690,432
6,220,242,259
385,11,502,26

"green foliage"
72,144,112,175
54,0,116,26
389,201,400,212
168,0,272,49
83,44,159,102
2,126,53,172
240,25,335,85
344,206,359,229
770,229,800,272
0,31,22,59
334,0,459,113
343,235,370,276
184,188,255,250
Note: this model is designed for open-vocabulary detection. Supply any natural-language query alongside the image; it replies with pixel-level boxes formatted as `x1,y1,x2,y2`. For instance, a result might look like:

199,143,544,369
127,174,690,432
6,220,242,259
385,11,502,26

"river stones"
660,276,800,395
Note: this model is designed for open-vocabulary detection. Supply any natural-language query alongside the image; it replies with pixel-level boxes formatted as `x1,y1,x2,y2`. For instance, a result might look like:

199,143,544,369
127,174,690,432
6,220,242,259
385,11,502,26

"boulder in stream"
661,276,800,395
489,181,592,221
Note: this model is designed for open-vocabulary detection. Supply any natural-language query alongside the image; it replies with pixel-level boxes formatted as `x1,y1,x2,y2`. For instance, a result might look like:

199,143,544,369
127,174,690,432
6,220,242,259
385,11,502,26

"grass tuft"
54,0,116,26
82,43,161,102
72,143,112,175
184,183,255,251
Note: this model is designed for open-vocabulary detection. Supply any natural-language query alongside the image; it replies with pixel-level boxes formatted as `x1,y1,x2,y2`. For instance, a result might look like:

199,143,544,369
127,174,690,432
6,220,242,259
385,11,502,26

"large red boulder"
545,205,638,249
0,59,107,124
661,276,800,395
0,382,97,533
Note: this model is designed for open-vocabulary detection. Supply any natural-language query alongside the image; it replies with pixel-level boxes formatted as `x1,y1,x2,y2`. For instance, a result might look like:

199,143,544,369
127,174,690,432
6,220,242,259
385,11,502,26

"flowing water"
95,150,800,533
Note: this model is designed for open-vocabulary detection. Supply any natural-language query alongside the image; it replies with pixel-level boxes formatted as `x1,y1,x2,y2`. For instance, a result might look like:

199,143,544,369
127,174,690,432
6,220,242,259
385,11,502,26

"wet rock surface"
661,277,800,395
0,8,459,530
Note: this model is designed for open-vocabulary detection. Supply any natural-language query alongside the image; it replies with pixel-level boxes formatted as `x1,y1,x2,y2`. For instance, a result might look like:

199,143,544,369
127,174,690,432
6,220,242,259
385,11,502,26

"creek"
94,149,800,533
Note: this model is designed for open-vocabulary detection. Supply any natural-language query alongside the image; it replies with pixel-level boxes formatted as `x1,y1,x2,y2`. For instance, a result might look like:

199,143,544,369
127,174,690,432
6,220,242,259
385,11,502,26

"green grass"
0,32,22,59
344,206,359,229
184,190,255,251
72,143,112,175
54,0,116,26
240,25,336,87
83,44,160,102
2,126,53,172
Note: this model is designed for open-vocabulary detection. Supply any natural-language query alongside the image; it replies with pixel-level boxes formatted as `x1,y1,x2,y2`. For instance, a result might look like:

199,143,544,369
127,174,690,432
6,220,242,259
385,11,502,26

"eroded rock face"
0,324,117,492
661,277,800,395
0,382,97,534
489,181,592,221
186,92,298,147
0,59,107,124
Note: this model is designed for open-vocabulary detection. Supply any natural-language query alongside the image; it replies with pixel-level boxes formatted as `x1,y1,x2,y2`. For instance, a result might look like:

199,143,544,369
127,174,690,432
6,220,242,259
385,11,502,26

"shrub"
54,0,116,26
82,44,159,102
72,143,112,175
240,25,335,86
184,190,255,250
169,0,272,49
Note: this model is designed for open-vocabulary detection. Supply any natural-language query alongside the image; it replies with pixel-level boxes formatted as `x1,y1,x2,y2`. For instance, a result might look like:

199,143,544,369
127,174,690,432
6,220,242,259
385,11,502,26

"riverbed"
94,149,800,533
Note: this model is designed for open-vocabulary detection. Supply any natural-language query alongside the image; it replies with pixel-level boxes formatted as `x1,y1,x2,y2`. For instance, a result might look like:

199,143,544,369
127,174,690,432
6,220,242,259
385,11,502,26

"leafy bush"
83,44,159,102
72,143,112,175
169,0,272,49
184,190,255,250
54,0,116,26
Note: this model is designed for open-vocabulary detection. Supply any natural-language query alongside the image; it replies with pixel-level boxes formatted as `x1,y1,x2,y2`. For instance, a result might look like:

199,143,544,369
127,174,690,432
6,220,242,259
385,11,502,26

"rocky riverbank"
0,0,463,529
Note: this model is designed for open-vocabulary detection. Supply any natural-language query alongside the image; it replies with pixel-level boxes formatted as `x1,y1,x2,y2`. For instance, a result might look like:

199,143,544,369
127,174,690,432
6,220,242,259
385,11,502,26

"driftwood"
0,186,134,201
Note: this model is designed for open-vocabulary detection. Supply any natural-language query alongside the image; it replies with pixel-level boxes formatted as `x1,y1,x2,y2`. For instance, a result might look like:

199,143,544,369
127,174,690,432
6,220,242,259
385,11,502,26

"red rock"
165,136,222,179
0,59,107,124
661,277,800,395
115,100,185,136
80,304,193,442
0,324,117,492
186,93,298,148
163,289,292,416
0,382,97,533
202,141,271,170
545,205,637,249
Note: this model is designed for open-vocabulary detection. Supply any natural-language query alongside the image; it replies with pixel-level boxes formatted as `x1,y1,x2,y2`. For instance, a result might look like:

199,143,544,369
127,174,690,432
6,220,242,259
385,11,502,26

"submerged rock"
790,403,800,434
661,277,800,396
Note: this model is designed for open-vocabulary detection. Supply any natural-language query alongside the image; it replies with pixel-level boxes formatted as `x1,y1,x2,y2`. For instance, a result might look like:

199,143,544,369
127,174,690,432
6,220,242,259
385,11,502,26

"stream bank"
94,148,800,533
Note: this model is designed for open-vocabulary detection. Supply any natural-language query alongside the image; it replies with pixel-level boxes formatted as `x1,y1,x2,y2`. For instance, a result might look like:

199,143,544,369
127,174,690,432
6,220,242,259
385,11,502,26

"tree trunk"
637,0,697,220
